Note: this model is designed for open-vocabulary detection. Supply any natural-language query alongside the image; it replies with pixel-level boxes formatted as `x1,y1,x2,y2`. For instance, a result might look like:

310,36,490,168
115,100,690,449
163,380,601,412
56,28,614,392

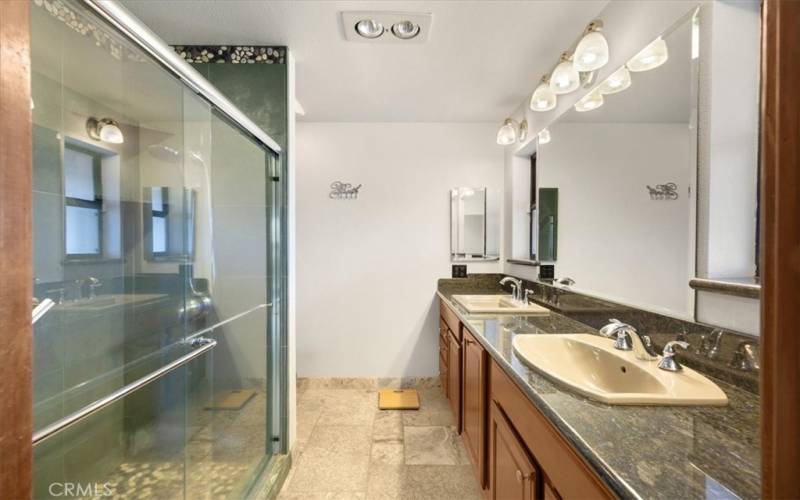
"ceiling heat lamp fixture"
627,37,669,72
496,119,517,145
342,12,432,43
574,90,604,112
549,53,580,95
598,66,632,95
573,21,609,72
538,128,551,145
392,20,420,39
355,19,384,38
530,77,557,112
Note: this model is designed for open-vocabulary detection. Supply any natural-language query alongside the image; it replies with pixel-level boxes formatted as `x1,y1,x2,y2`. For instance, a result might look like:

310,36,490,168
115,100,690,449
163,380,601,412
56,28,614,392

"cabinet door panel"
490,361,612,499
440,300,461,341
489,401,536,500
544,480,561,500
447,330,462,433
462,330,487,487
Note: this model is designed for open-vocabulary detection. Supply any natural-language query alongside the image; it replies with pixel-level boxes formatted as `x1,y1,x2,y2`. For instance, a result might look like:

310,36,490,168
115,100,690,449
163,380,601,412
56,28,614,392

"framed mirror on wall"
450,187,500,261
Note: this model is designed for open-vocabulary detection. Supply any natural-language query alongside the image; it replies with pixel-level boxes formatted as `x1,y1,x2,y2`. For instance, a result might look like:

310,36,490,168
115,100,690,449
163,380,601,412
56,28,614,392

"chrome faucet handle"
707,329,724,359
730,340,760,371
524,289,535,303
599,320,634,350
87,276,102,300
599,318,623,337
658,341,690,372
612,329,634,351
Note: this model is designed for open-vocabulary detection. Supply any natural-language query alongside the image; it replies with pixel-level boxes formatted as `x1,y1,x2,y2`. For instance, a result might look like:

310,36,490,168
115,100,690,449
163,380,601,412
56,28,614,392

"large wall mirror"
533,10,699,319
528,2,761,330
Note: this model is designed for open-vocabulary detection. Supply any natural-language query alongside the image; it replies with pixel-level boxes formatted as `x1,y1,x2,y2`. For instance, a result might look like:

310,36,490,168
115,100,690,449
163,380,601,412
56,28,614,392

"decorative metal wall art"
647,182,679,200
330,181,362,200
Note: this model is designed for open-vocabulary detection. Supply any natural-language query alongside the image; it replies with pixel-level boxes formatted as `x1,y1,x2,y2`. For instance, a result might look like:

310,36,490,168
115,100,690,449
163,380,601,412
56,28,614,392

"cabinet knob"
515,470,530,483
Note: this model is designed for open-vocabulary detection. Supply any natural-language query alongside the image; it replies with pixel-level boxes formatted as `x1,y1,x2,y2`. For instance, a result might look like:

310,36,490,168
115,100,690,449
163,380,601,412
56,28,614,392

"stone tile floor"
278,384,482,499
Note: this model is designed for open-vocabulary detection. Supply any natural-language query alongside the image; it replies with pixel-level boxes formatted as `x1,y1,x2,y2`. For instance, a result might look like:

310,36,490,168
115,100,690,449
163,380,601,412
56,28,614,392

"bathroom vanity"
437,279,760,500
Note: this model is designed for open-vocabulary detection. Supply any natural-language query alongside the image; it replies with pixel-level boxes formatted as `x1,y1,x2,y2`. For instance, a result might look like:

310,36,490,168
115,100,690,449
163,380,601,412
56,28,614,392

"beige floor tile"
373,411,404,442
304,425,373,457
297,410,322,440
279,492,366,500
283,452,369,494
366,464,481,500
366,464,408,499
404,426,469,465
401,408,454,427
370,441,405,465
407,465,482,499
317,405,376,426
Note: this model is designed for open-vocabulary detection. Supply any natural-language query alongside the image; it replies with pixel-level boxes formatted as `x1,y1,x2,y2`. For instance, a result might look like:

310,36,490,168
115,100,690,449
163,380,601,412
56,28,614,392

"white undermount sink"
452,294,550,315
512,334,728,406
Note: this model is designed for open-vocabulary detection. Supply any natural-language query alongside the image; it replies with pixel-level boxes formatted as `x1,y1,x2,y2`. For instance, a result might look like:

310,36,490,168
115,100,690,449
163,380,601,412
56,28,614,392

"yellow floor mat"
378,389,420,410
205,389,256,410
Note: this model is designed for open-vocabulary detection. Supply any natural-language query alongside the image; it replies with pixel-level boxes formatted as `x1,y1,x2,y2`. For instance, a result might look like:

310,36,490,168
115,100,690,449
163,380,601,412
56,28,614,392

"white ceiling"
121,0,608,123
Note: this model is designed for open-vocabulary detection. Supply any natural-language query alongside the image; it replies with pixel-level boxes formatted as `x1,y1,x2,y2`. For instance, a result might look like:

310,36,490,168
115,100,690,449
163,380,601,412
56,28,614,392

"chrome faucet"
658,341,690,372
599,319,659,361
499,276,523,302
87,277,102,300
697,329,724,359
730,340,759,371
524,289,536,304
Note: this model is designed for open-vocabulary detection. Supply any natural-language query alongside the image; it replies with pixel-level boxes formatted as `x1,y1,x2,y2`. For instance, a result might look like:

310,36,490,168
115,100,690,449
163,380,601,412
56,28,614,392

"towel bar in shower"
32,338,217,446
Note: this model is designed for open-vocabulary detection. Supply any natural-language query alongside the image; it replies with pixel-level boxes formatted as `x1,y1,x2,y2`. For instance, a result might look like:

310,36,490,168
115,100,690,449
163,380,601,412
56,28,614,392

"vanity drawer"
440,300,462,341
490,361,611,500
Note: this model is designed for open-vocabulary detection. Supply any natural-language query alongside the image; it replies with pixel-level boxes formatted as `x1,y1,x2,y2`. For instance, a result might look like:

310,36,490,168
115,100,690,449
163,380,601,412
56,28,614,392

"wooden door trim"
760,0,800,498
0,1,33,498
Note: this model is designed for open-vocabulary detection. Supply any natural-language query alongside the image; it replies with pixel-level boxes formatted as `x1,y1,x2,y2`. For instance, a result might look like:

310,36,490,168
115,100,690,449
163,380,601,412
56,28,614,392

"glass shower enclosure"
30,0,286,498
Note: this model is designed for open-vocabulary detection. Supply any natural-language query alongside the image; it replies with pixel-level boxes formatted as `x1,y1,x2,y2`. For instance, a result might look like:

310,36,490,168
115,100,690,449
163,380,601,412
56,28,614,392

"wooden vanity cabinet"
489,401,538,500
439,318,448,392
438,297,608,500
440,300,463,433
462,328,488,487
490,361,612,500
447,330,462,433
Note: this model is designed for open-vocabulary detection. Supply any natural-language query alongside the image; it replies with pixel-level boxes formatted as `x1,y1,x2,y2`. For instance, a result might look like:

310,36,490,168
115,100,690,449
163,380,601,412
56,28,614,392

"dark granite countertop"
437,284,760,500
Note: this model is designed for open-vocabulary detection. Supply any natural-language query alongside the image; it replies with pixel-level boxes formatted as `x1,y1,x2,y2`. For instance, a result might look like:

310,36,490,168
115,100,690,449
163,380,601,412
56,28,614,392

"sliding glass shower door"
30,1,285,498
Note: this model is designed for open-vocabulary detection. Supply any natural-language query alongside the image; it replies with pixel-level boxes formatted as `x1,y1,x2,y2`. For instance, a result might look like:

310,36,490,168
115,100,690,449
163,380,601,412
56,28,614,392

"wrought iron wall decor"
647,182,679,200
330,181,362,200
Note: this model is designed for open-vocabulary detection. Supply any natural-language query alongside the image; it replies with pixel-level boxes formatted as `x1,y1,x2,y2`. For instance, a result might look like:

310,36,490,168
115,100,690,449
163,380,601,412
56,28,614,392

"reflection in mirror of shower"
143,186,198,262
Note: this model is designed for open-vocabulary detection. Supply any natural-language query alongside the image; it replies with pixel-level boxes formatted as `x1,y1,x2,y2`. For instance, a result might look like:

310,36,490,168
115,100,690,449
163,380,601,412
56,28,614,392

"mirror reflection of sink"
59,296,118,309
512,334,728,406
56,294,169,311
452,295,550,315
